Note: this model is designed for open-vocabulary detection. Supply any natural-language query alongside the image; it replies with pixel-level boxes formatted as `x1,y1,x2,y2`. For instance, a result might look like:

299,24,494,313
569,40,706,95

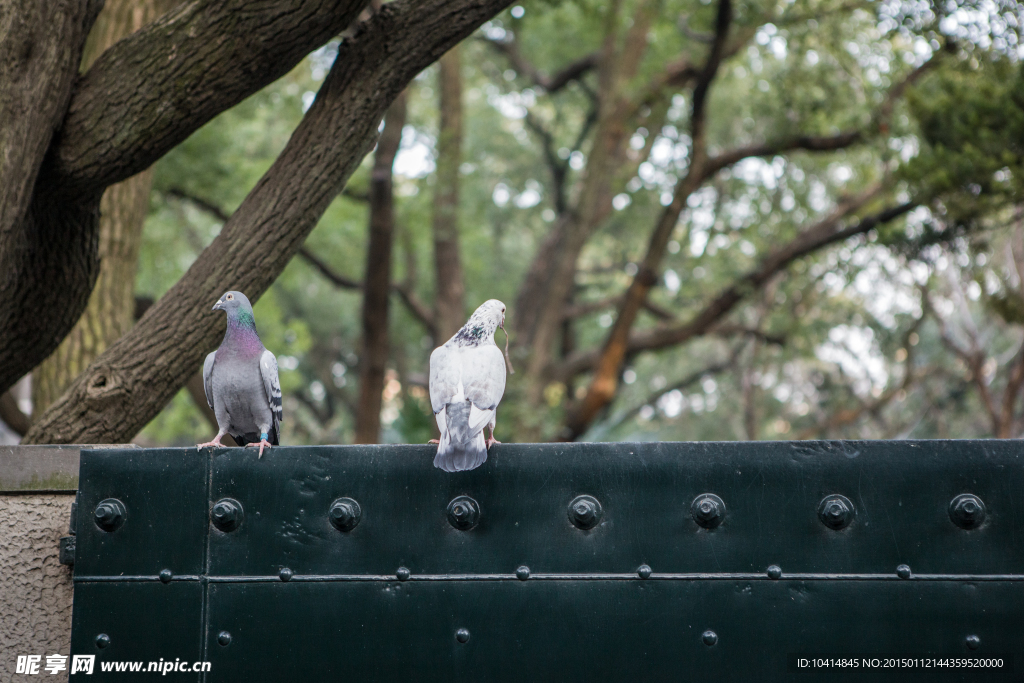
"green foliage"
901,58,1024,223
132,0,1024,445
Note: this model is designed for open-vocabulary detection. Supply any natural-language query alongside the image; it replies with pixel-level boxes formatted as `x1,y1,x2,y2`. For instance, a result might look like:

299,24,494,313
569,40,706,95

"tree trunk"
511,0,658,423
32,0,178,416
0,0,103,395
432,47,467,342
355,91,408,444
22,0,514,444
0,0,372,398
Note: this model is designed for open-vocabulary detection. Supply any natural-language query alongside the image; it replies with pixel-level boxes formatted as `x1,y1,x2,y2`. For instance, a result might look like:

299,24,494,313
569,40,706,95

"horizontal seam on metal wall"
73,573,1024,583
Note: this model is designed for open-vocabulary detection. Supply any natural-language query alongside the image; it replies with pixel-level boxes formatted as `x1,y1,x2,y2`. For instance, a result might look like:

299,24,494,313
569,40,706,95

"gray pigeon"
429,299,508,472
197,291,283,457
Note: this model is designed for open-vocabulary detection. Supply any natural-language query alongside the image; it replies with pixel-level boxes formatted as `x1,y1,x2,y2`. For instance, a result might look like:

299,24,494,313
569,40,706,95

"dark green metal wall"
70,442,1023,681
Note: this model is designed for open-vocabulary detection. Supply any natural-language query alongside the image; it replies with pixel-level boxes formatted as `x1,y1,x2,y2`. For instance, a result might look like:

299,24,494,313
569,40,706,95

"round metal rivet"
159,569,173,584
896,564,911,579
637,564,652,579
447,495,481,531
817,494,855,531
516,566,530,581
328,497,362,532
690,494,725,530
278,567,293,582
702,630,718,647
217,631,232,647
211,498,244,533
94,499,126,532
949,494,986,530
95,634,110,649
966,634,980,650
568,495,603,530
456,628,470,644
396,566,411,581
767,565,782,580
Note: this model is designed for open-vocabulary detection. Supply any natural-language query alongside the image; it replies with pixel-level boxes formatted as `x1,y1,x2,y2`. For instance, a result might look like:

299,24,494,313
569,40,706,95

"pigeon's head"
212,291,253,316
453,299,510,352
474,299,506,330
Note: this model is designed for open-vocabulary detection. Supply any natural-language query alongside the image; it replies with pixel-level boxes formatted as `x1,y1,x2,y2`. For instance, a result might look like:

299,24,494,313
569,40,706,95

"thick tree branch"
51,0,372,197
0,0,104,396
558,193,915,380
0,0,380,398
0,0,101,238
24,0,514,444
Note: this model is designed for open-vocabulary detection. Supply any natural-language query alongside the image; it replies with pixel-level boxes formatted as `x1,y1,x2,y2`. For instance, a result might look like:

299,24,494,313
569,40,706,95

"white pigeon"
429,299,508,472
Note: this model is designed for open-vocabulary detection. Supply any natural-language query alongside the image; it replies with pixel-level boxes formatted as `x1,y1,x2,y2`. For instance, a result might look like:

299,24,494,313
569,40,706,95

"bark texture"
432,47,467,342
33,0,175,415
23,0,514,444
355,92,407,444
0,0,372,397
0,0,103,398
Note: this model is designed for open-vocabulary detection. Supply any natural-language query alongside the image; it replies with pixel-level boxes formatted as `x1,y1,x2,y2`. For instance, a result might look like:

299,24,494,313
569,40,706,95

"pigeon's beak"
212,300,223,311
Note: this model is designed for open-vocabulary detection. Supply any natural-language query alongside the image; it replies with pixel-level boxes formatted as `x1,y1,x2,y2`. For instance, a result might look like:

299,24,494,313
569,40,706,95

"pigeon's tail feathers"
433,430,487,472
434,401,487,472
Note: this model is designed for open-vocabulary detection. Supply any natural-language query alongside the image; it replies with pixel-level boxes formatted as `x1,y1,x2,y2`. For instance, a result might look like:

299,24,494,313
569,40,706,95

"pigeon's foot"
486,437,501,448
245,439,273,458
427,439,441,444
196,438,224,451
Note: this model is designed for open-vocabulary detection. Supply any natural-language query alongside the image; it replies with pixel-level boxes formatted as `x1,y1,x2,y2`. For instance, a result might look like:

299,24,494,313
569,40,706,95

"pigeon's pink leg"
486,426,501,449
197,432,227,451
245,439,273,458
428,439,440,444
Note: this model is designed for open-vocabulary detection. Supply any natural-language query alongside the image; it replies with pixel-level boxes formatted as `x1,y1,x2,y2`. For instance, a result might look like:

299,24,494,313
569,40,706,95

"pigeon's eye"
227,294,234,300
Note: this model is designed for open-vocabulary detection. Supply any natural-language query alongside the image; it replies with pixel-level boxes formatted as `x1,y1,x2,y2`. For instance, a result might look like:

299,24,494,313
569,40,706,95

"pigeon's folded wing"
202,351,217,409
462,345,506,411
429,345,460,414
260,349,283,432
